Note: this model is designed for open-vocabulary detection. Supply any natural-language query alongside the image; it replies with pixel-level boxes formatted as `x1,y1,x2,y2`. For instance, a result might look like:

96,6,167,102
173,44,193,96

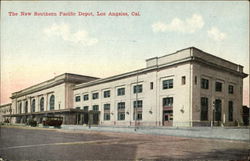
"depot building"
1,47,248,127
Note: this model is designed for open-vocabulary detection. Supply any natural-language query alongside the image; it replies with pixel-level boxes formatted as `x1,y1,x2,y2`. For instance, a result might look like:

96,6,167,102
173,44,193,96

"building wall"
0,104,11,123
74,63,193,127
12,83,67,115
192,62,243,126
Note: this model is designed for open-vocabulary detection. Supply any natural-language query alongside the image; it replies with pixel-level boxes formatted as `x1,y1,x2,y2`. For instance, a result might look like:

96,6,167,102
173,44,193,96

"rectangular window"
215,82,222,92
150,82,153,89
195,76,197,85
228,85,234,94
117,102,125,110
83,106,89,111
162,79,173,89
117,88,125,96
133,100,143,108
92,93,99,99
181,76,186,85
163,97,173,107
103,90,111,98
83,94,89,101
118,112,125,120
133,112,142,120
228,101,233,121
104,113,110,120
201,78,209,89
76,107,81,110
200,97,208,121
133,84,143,93
103,104,110,110
93,105,99,111
75,96,81,102
215,99,222,121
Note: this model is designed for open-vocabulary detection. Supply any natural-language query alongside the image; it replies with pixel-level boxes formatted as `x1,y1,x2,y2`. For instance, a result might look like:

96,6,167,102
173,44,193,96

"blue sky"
1,1,249,105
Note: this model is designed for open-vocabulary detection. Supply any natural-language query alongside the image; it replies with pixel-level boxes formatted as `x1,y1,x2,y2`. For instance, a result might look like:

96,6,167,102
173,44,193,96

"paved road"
0,126,249,160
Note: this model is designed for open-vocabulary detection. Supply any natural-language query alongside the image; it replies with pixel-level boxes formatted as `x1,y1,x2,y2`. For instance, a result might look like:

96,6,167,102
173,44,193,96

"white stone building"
1,47,248,127
5,73,98,124
73,47,247,127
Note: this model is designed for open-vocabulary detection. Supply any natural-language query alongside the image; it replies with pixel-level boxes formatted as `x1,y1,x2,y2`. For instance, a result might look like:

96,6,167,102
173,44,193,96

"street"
0,126,249,160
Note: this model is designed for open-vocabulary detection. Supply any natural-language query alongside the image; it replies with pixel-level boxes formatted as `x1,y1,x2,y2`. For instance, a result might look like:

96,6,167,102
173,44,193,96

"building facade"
4,73,98,124
1,47,248,127
73,47,247,127
0,103,12,123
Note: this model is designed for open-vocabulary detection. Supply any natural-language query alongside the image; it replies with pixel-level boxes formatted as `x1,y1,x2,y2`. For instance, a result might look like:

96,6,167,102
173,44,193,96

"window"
215,82,222,92
150,82,153,89
24,101,28,113
92,93,99,100
31,99,36,112
104,113,110,120
195,76,197,85
163,97,173,107
103,90,110,98
117,88,125,96
117,102,125,110
162,79,173,89
40,97,44,112
75,96,81,102
76,107,81,110
215,99,222,121
104,104,110,110
118,112,125,120
18,102,22,114
181,76,186,85
133,85,143,93
83,106,89,111
83,94,89,101
201,78,209,89
133,100,143,108
228,85,234,94
50,95,55,110
200,97,208,121
133,112,142,120
93,105,99,111
103,104,111,121
228,101,233,121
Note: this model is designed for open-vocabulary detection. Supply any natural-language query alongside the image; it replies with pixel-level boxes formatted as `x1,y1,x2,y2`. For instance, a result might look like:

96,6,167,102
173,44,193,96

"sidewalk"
60,125,250,141
2,124,249,141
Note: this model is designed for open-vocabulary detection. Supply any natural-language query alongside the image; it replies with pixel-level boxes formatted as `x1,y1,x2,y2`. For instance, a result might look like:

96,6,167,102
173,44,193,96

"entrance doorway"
163,110,173,126
83,113,89,124
162,97,174,126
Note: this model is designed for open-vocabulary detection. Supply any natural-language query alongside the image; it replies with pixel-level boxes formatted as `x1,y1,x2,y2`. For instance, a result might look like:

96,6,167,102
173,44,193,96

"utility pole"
211,101,215,128
134,71,139,131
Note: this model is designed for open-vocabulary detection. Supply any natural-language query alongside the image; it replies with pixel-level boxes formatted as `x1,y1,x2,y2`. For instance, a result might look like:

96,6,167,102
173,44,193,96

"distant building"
1,47,248,127
0,103,11,123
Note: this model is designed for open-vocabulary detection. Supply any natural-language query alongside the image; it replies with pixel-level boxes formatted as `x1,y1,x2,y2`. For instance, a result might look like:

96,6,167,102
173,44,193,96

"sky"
1,1,249,106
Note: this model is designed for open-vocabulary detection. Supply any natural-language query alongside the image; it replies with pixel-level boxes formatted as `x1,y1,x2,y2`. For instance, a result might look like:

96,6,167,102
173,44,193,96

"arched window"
50,95,55,110
40,97,44,111
25,101,28,113
19,102,22,114
31,99,36,112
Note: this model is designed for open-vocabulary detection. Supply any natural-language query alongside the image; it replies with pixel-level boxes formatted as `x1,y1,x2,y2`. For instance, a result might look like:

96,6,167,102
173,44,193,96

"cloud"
152,14,204,33
207,27,227,41
44,23,98,46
